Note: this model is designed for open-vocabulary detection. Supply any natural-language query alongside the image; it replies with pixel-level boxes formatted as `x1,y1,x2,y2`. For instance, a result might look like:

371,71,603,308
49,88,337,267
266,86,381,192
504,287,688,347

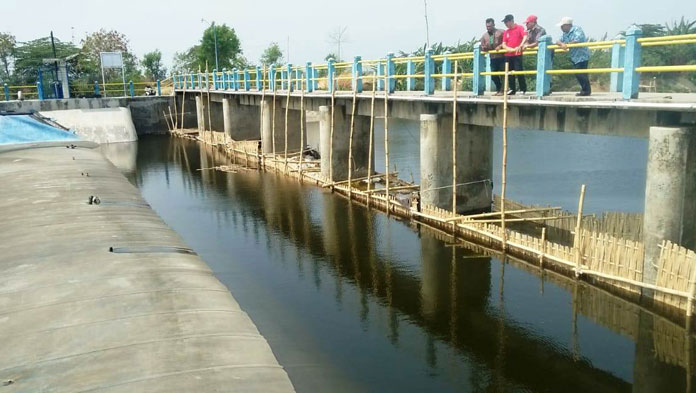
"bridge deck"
0,142,295,393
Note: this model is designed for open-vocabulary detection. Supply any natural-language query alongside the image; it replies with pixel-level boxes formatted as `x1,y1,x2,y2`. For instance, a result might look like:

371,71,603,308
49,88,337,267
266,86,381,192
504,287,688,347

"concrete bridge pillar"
222,97,262,141
643,126,696,287
318,105,374,182
260,97,304,154
420,114,493,214
195,95,206,131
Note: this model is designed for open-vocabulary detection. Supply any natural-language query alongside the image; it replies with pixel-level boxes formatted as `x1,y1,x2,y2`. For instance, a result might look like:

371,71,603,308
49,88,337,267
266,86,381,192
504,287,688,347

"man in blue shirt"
555,17,591,96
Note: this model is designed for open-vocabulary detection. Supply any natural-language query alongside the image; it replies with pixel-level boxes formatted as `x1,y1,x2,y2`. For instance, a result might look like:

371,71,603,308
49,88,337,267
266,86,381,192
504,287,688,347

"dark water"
117,132,692,393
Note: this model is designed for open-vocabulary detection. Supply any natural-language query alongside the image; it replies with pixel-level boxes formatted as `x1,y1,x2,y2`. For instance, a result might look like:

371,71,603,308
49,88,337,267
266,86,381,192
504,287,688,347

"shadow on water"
118,135,694,393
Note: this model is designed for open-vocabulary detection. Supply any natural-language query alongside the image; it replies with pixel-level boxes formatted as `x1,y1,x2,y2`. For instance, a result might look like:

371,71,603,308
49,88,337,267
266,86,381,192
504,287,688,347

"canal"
109,125,692,392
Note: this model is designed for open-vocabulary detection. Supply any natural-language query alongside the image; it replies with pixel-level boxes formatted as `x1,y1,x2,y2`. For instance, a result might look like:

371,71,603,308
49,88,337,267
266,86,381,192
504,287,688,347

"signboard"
100,52,124,69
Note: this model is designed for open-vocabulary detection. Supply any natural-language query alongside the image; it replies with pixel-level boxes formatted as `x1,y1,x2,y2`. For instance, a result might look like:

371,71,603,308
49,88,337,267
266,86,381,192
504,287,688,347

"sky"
2,0,694,70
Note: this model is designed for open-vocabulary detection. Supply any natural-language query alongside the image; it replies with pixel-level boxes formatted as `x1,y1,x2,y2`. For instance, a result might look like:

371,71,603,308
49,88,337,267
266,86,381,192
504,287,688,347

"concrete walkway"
0,142,295,392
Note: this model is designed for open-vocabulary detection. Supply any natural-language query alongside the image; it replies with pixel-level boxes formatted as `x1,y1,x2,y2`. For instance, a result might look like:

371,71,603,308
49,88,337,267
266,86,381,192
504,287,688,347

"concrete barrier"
40,107,138,143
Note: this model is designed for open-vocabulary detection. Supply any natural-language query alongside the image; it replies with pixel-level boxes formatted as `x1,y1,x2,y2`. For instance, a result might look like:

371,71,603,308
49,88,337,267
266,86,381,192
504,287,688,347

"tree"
142,50,166,80
0,32,16,80
12,36,80,84
79,29,141,82
198,24,243,70
260,42,283,66
172,46,200,73
324,53,338,62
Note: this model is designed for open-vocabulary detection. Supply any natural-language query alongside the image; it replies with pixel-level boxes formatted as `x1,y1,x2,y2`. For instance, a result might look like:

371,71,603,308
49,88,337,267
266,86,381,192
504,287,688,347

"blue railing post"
220,69,227,89
156,79,161,96
244,69,251,91
623,26,643,99
386,52,395,93
305,62,313,92
485,55,493,91
610,42,625,93
198,73,203,90
280,67,287,90
536,36,553,97
286,64,293,91
129,80,134,97
311,65,318,91
327,59,335,92
377,61,384,91
269,65,276,91
190,73,195,89
256,66,263,90
442,55,452,91
4,83,10,100
352,56,363,93
37,81,44,100
473,43,485,96
232,68,239,91
295,68,301,91
406,60,415,91
213,69,218,90
424,49,434,95
93,81,100,96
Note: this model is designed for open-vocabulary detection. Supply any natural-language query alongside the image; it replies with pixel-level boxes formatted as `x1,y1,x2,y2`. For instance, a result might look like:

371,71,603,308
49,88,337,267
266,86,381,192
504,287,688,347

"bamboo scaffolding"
348,81,358,197
284,77,291,173
299,78,305,179
452,60,459,216
501,62,510,251
384,69,391,212
367,73,377,208
573,184,587,277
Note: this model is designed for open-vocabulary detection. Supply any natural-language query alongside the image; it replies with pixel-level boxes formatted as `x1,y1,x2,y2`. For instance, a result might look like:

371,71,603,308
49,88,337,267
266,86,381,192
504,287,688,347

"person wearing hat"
555,17,591,96
480,18,505,95
523,15,547,49
501,14,528,95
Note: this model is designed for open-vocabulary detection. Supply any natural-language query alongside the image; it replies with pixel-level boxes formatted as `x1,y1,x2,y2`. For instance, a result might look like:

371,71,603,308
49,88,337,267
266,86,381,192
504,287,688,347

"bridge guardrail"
171,28,696,100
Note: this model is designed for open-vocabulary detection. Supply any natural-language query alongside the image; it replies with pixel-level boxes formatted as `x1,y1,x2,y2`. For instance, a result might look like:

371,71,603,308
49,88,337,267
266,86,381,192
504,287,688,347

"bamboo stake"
272,78,277,160
162,110,172,131
168,106,176,132
206,64,212,144
384,66,391,212
259,65,267,168
172,89,179,129
299,77,305,179
686,252,696,317
348,82,358,197
465,215,577,224
364,184,419,194
445,206,562,222
501,62,510,251
573,184,587,277
329,72,336,183
284,74,291,173
367,76,377,208
180,79,187,132
540,227,547,268
452,60,459,216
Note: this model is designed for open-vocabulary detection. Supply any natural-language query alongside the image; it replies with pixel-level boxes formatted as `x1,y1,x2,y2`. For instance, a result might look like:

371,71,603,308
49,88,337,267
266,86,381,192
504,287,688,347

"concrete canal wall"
0,141,295,392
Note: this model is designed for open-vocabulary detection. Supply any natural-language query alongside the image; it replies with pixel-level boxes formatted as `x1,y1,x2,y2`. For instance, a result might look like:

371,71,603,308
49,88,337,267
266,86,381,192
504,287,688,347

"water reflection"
131,136,693,393
98,142,138,175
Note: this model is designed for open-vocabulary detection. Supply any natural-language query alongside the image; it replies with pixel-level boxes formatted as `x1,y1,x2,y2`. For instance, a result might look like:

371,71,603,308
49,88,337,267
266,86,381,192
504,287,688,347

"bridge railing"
171,29,696,99
1,78,169,101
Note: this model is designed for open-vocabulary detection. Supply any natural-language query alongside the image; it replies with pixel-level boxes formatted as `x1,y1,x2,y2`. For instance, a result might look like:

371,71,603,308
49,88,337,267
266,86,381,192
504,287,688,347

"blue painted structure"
536,36,553,97
472,43,485,96
611,42,625,93
623,27,643,99
0,115,79,145
352,56,363,93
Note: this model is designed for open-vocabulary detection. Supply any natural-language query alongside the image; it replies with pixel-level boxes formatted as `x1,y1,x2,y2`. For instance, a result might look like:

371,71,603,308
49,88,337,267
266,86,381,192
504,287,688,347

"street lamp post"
201,19,219,71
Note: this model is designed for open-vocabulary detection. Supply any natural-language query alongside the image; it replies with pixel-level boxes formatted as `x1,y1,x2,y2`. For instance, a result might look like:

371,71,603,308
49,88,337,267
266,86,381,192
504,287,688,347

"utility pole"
424,0,431,49
201,19,219,70
287,36,290,64
329,26,348,62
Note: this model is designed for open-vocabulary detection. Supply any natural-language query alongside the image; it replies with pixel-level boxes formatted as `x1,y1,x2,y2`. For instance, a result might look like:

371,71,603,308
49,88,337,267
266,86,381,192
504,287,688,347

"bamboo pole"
445,206,562,222
299,78,305,179
686,251,696,317
348,82,358,197
284,75,291,173
384,66,391,212
364,184,420,194
162,110,172,132
272,79,277,160
168,106,176,133
366,76,377,208
540,227,547,268
172,89,179,129
206,64,212,144
259,65,267,168
329,72,337,183
465,215,577,224
501,62,510,251
452,60,459,216
180,81,187,132
573,184,587,277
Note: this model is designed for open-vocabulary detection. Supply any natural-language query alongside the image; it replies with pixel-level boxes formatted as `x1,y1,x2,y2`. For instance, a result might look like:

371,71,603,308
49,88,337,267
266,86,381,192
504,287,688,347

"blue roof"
0,115,79,145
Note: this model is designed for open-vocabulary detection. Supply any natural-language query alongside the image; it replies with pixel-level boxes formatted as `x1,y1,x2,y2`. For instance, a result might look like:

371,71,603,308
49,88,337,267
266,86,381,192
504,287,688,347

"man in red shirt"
501,14,528,95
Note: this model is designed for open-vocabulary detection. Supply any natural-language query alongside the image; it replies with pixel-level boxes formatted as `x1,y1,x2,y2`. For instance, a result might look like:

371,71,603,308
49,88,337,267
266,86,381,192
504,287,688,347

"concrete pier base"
260,97,304,154
319,105,373,182
223,96,261,140
195,95,207,131
643,126,696,286
420,114,493,214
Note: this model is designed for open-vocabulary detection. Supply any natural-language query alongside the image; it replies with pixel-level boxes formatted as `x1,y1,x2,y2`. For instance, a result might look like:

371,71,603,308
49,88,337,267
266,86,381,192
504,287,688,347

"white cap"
557,17,573,27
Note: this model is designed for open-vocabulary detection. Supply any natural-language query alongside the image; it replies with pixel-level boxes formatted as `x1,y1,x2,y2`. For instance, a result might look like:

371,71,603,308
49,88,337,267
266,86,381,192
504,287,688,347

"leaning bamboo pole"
299,78,305,179
172,88,178,129
272,77,277,160
501,62,510,251
180,78,187,132
259,65,267,168
384,65,391,211
329,73,337,183
452,60,459,216
367,75,377,208
348,81,358,197
162,110,172,132
573,184,587,277
284,75,291,173
206,64,212,144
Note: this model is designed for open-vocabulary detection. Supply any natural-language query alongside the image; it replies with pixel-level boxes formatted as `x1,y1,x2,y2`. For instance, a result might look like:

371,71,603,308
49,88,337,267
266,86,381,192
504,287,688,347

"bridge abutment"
222,97,262,140
642,126,696,287
318,105,373,181
420,114,493,214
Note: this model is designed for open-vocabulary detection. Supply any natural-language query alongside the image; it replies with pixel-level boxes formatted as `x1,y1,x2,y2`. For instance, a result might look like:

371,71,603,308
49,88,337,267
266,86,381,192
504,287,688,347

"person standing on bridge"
523,15,547,49
480,18,505,95
555,17,592,96
501,14,528,95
